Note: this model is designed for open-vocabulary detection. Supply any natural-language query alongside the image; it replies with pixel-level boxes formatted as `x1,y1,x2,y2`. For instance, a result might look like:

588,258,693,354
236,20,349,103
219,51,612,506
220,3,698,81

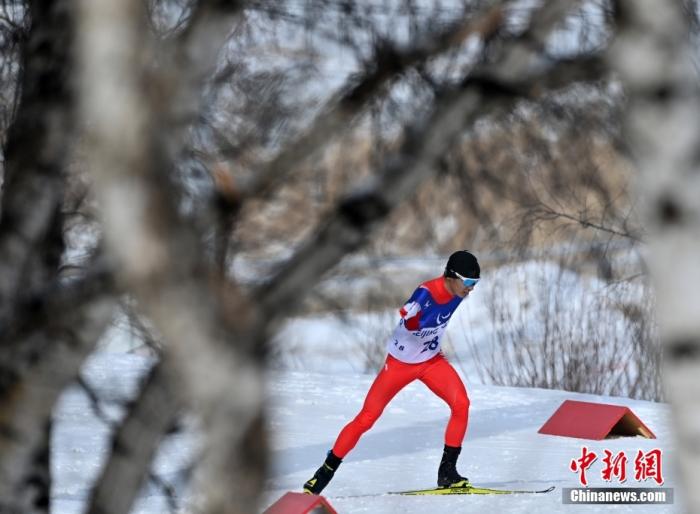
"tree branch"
216,2,507,208
86,360,182,514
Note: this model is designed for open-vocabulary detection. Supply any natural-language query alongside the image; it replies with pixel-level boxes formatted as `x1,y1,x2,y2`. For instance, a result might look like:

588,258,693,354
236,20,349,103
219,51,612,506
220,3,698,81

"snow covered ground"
264,371,679,513
52,352,680,514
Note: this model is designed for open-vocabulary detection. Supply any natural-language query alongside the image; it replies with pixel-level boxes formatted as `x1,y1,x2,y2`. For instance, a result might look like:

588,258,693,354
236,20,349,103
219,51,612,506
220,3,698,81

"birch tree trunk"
609,1,700,510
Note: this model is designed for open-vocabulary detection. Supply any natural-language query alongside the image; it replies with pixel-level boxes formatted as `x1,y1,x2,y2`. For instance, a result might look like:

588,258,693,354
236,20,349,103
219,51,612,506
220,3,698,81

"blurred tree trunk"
609,0,700,511
0,0,73,316
77,0,266,512
0,0,78,511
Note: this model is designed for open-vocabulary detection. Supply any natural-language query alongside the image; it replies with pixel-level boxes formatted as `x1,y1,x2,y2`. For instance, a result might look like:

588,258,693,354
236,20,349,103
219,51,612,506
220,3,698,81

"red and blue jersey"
386,276,463,363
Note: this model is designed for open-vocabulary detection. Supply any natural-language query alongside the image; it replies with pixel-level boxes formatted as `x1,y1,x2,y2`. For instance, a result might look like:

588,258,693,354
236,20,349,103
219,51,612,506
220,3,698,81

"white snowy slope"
263,370,680,514
50,351,681,514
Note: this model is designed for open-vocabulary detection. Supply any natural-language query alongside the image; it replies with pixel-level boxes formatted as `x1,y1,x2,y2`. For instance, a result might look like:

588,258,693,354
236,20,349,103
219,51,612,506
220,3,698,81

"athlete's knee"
450,392,470,419
354,409,381,432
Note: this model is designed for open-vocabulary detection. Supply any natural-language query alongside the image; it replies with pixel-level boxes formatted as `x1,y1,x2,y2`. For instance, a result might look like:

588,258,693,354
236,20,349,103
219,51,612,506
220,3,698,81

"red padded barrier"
538,400,655,440
262,492,337,514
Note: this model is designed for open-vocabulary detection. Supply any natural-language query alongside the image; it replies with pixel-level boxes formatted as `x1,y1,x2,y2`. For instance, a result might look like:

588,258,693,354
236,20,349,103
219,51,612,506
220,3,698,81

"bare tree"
76,0,602,512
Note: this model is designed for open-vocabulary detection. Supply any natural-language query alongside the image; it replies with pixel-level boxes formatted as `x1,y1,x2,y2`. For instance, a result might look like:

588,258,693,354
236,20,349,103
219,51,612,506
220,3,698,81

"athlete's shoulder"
419,276,454,304
405,283,432,304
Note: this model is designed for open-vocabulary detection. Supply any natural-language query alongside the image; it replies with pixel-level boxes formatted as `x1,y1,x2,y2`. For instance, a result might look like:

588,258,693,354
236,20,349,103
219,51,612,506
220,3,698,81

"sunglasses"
452,271,480,288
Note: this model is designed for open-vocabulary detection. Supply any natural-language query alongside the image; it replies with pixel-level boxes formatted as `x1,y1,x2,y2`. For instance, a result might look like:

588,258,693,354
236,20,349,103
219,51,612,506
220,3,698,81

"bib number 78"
421,336,439,353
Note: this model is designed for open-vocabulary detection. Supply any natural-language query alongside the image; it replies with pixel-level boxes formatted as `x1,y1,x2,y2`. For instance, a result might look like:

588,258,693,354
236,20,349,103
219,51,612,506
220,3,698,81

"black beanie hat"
444,250,480,279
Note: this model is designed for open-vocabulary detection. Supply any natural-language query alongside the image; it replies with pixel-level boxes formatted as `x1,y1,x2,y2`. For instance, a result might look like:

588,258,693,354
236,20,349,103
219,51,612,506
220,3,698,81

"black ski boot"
437,444,470,488
303,451,342,494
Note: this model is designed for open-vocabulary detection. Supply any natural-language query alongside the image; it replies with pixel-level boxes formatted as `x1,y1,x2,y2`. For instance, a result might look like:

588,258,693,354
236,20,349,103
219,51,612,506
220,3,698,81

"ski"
389,484,556,496
332,485,555,499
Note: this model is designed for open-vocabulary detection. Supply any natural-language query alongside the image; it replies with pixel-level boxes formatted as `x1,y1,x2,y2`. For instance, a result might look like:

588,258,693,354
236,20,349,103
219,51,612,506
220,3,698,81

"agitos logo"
569,447,664,486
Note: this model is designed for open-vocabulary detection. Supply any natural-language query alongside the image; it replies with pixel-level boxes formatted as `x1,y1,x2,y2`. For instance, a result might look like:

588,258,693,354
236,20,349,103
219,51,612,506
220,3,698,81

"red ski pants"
332,353,470,458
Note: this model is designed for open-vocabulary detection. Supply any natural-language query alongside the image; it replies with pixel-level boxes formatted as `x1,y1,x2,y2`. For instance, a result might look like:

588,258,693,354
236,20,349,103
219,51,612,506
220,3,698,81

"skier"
303,250,480,495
